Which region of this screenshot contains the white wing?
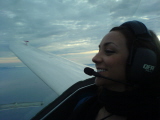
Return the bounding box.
[9,41,92,95]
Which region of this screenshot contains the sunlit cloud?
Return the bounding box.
[39,39,91,52]
[157,35,160,40]
[49,20,81,30]
[60,50,98,56]
[60,51,97,64]
[140,16,149,20]
[0,57,21,63]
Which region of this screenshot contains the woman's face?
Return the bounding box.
[92,31,129,92]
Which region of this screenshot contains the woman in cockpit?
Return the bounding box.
[68,20,160,120]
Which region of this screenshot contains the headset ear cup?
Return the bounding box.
[127,48,157,86]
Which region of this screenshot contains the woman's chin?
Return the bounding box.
[95,77,126,92]
[95,77,108,86]
[95,77,116,87]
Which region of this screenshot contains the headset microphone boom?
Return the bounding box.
[84,67,133,86]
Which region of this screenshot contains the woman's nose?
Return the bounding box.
[92,52,102,63]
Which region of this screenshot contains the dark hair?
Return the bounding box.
[110,26,160,96]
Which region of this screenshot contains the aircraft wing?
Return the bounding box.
[9,41,92,95]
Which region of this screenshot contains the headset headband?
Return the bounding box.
[120,20,152,42]
[120,20,155,65]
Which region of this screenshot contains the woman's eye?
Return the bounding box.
[105,50,115,55]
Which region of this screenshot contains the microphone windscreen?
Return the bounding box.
[84,67,95,76]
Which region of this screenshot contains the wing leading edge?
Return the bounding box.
[9,41,91,95]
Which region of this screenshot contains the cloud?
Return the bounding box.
[0,0,160,65]
[39,38,90,50]
[0,57,21,63]
[60,50,98,56]
[60,50,97,64]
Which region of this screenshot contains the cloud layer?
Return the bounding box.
[0,0,160,65]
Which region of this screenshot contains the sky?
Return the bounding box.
[1,0,160,66]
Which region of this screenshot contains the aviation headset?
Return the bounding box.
[120,20,157,86]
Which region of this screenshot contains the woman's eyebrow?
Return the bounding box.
[99,42,118,48]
